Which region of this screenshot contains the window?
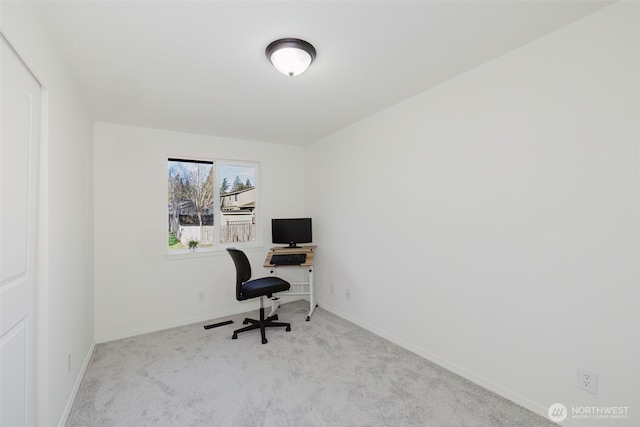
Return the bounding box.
[168,158,258,252]
[218,163,257,244]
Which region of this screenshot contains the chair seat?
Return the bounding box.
[240,276,290,300]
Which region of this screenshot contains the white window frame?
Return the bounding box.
[167,157,260,255]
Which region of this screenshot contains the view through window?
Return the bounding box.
[168,159,257,251]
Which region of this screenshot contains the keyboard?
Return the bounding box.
[270,253,307,265]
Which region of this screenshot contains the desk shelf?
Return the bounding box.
[264,245,317,320]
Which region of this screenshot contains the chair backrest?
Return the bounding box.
[226,248,252,301]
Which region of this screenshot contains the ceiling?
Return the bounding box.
[36,0,612,145]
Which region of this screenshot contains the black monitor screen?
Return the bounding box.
[271,218,312,248]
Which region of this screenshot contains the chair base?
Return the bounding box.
[232,307,291,344]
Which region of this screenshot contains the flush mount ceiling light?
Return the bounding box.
[266,38,316,77]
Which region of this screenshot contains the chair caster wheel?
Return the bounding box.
[270,314,278,321]
[262,338,268,344]
[286,326,291,332]
[232,333,237,339]
[243,319,249,325]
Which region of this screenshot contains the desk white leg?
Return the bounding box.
[306,266,317,321]
[268,297,280,318]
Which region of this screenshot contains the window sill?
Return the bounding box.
[165,248,218,261]
[165,243,264,261]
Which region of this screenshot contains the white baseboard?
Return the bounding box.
[315,299,583,427]
[95,306,258,344]
[58,340,96,427]
[95,296,304,344]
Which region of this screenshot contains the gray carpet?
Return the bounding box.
[66,300,553,426]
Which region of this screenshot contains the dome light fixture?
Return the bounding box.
[266,38,316,77]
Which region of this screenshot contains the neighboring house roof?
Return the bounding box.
[222,187,254,196]
[171,199,214,215]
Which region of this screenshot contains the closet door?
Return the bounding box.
[1,34,41,427]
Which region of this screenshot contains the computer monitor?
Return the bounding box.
[271,218,312,248]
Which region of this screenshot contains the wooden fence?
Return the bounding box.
[221,220,255,243]
[169,215,254,245]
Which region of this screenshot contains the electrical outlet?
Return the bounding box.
[577,368,598,394]
[345,288,351,300]
[67,354,71,373]
[330,283,334,294]
[198,291,205,302]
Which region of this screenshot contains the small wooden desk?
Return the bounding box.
[264,245,316,320]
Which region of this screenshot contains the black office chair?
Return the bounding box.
[226,248,291,344]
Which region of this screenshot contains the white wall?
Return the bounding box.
[1,2,95,426]
[4,1,636,425]
[305,2,639,425]
[93,122,306,341]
